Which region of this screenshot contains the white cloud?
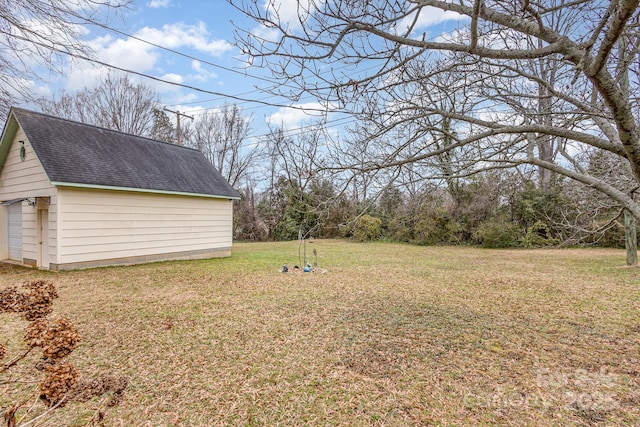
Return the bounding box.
[148,0,170,8]
[69,21,231,75]
[136,22,233,57]
[63,21,231,90]
[247,0,320,48]
[171,92,199,104]
[159,73,183,84]
[61,33,160,89]
[96,37,159,71]
[248,24,281,45]
[191,60,218,81]
[266,102,326,128]
[21,17,89,41]
[177,105,206,117]
[262,0,316,30]
[398,7,465,34]
[3,18,89,72]
[64,67,106,91]
[2,75,52,101]
[141,72,188,98]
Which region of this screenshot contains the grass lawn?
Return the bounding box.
[1,240,639,426]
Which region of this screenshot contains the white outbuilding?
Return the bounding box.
[0,108,240,270]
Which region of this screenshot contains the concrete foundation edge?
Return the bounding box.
[47,246,232,271]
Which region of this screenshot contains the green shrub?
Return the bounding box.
[473,221,522,248]
[523,221,560,247]
[413,207,451,245]
[386,218,412,242]
[353,215,383,241]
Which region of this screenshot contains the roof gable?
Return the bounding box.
[3,108,239,199]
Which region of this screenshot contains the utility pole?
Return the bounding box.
[163,108,194,145]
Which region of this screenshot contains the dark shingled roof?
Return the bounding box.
[10,108,239,199]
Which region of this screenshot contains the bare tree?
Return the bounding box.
[149,108,176,143]
[231,0,640,261]
[0,0,129,117]
[554,149,636,246]
[38,73,161,137]
[259,123,331,240]
[264,123,325,192]
[185,104,257,188]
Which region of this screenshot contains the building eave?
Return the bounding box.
[51,181,241,200]
[0,113,18,172]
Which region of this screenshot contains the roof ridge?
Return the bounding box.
[10,106,201,153]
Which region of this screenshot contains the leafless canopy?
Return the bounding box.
[184,104,258,188]
[0,0,130,117]
[230,0,640,217]
[38,73,162,137]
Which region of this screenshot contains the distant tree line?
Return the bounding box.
[35,73,632,249]
[230,114,630,248]
[234,167,626,248]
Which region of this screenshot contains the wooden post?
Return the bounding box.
[624,209,637,266]
[163,108,194,145]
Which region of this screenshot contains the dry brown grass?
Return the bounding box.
[1,240,639,426]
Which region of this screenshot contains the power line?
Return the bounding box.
[175,92,326,116]
[70,9,388,106]
[1,23,361,147]
[248,115,355,141]
[70,11,286,88]
[0,28,340,115]
[5,12,491,148]
[6,8,393,119]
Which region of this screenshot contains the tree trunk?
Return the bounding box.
[624,209,637,266]
[537,56,555,193]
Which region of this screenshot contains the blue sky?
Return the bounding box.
[42,1,463,140]
[67,2,269,120]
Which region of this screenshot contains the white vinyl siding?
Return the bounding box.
[0,132,56,263]
[57,187,233,264]
[0,131,54,198]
